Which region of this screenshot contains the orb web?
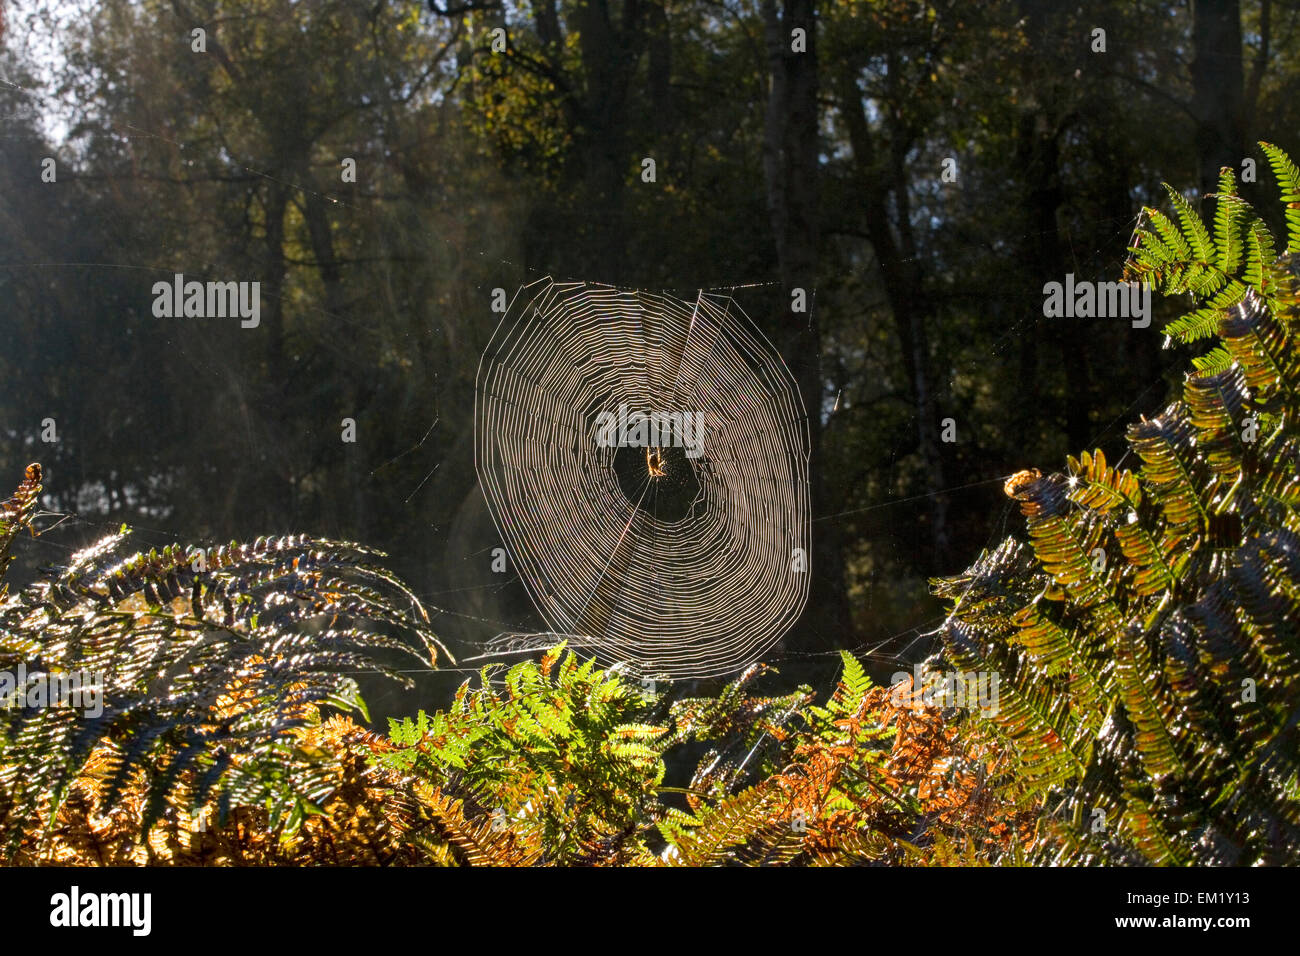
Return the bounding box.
[474,279,810,678]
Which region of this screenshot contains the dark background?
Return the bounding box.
[1,0,1296,713]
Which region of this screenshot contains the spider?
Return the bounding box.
[1003,468,1042,499]
[646,447,667,479]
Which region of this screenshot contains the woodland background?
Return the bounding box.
[1,0,1296,709]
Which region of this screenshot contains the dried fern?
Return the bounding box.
[0,464,451,862]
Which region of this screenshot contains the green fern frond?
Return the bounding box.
[1261,142,1300,253]
[1212,167,1243,273]
[1163,184,1215,265]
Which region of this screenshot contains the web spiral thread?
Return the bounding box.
[474,279,810,678]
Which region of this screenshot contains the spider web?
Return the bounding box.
[474,279,811,679]
[0,14,1168,697]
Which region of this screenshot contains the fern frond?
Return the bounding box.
[0,466,443,861]
[1261,141,1300,253]
[938,144,1300,865]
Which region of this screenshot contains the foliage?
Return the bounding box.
[378,645,667,865]
[0,463,449,862]
[26,714,425,865]
[367,647,1032,866]
[1123,143,1300,367]
[933,146,1300,864]
[4,0,1300,860]
[658,653,1035,866]
[9,0,1300,658]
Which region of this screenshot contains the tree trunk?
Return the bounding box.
[761,0,851,640]
[1015,4,1093,453]
[1192,0,1245,200]
[300,169,347,321]
[836,60,949,572]
[263,179,289,374]
[569,0,648,280]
